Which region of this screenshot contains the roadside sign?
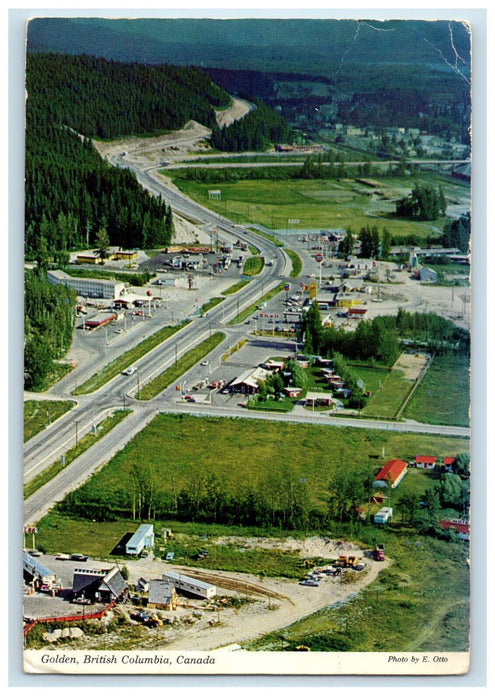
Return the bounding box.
[315,253,323,263]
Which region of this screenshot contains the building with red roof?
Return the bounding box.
[375,459,408,488]
[415,455,437,469]
[444,457,456,473]
[439,519,470,541]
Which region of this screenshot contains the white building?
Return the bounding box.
[125,524,155,556]
[162,571,216,599]
[48,269,126,300]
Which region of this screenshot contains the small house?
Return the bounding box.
[444,457,456,473]
[375,459,408,488]
[147,580,178,610]
[415,455,437,469]
[374,507,393,524]
[72,566,128,603]
[283,387,302,398]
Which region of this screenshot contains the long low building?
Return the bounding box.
[47,269,126,299]
[162,571,216,599]
[125,524,155,556]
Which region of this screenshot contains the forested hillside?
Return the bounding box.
[26,53,230,139]
[210,99,291,151]
[24,53,232,260]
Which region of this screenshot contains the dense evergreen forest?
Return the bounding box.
[26,53,230,139]
[24,270,77,390]
[210,99,292,152]
[24,53,232,260]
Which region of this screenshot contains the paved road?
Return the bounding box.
[23,141,471,525]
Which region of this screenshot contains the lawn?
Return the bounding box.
[404,353,470,427]
[243,256,265,276]
[361,369,413,419]
[24,400,75,442]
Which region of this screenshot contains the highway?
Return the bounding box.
[23,141,471,525]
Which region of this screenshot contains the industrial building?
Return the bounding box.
[125,524,155,556]
[48,269,126,299]
[162,571,216,599]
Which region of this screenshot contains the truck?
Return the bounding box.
[374,544,385,561]
[335,555,360,568]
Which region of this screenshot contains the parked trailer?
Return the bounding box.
[162,571,216,599]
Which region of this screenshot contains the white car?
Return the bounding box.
[122,367,137,376]
[200,360,209,366]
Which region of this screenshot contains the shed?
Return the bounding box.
[126,524,155,556]
[439,519,470,541]
[147,580,178,610]
[374,507,393,524]
[444,457,456,473]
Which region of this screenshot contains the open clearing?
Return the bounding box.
[26,536,387,652]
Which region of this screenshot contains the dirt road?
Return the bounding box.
[120,536,387,651]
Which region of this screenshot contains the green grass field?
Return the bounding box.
[48,413,468,523]
[243,256,265,276]
[170,174,468,242]
[404,353,470,427]
[361,369,413,419]
[24,400,75,442]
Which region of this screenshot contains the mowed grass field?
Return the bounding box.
[170,172,469,241]
[46,413,468,520]
[404,353,470,427]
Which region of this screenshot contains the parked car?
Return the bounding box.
[55,553,70,560]
[70,553,88,562]
[299,579,320,587]
[353,562,366,571]
[200,360,209,366]
[72,597,91,605]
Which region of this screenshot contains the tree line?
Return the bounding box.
[24,269,77,390]
[302,307,470,362]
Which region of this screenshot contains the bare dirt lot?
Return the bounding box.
[27,536,387,651]
[391,352,430,381]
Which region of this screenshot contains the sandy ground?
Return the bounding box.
[31,536,387,651]
[391,352,430,381]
